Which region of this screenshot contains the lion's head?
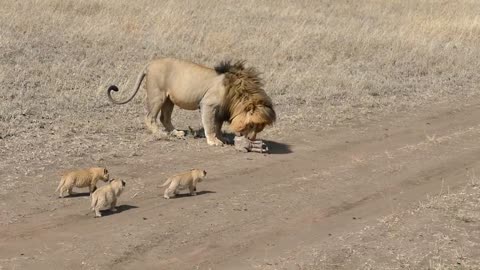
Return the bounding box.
[215,60,276,140]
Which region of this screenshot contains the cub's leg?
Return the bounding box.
[59,185,67,198]
[110,198,117,212]
[163,188,173,199]
[94,207,102,218]
[160,98,185,137]
[164,182,178,199]
[189,183,197,196]
[89,184,96,196]
[67,186,73,196]
[200,104,223,146]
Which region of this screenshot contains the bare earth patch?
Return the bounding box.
[311,183,480,270]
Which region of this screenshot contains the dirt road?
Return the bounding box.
[1,100,480,270]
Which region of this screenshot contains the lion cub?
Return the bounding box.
[161,169,207,199]
[56,167,109,198]
[91,179,126,218]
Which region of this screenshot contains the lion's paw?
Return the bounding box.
[153,131,169,140]
[170,129,186,138]
[207,138,224,146]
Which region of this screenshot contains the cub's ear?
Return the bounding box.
[203,170,207,176]
[122,180,126,186]
[109,178,115,183]
[104,168,108,174]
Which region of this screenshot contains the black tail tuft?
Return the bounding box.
[108,85,119,92]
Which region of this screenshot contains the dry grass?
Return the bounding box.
[1,0,480,189]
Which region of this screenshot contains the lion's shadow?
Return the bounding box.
[261,140,292,154]
[62,192,91,198]
[183,127,292,155]
[223,134,292,154]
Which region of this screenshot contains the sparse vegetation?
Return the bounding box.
[1,0,479,180]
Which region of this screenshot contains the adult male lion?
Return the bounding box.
[107,58,276,146]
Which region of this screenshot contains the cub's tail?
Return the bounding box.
[159,178,172,188]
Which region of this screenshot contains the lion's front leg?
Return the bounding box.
[200,104,223,146]
[214,119,226,143]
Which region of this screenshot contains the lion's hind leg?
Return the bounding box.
[160,98,185,138]
[145,92,169,139]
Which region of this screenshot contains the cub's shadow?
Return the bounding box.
[99,204,139,217]
[169,190,216,199]
[183,127,292,154]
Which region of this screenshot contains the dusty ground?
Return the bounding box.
[2,98,480,270]
[1,0,480,269]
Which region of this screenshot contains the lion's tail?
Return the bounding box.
[107,64,148,105]
[159,178,172,188]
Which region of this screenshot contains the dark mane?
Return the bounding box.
[215,60,275,125]
[214,60,245,74]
